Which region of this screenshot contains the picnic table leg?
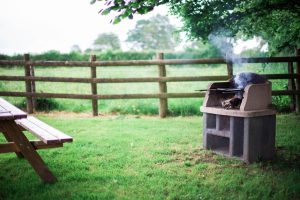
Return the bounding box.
[2,131,24,158]
[0,120,57,183]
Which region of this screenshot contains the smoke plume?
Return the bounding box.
[208,32,243,65]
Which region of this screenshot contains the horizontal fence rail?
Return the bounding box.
[0,74,299,83]
[0,92,206,99]
[0,52,300,117]
[1,56,300,67]
[0,90,299,99]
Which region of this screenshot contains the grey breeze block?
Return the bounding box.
[202,113,276,163]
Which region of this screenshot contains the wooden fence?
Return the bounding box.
[0,52,300,117]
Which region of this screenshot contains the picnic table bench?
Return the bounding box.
[0,98,73,183]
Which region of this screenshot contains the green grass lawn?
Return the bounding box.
[0,114,299,200]
[0,62,292,115]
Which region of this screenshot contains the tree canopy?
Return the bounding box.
[93,32,121,51]
[93,0,300,54]
[70,44,82,53]
[126,14,178,51]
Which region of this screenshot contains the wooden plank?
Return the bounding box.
[0,75,229,83]
[15,118,60,144]
[0,142,18,153]
[26,116,72,143]
[0,76,93,83]
[1,74,299,83]
[0,111,14,120]
[264,73,300,79]
[2,130,23,157]
[272,90,300,95]
[0,120,57,183]
[1,56,300,67]
[1,90,300,100]
[0,91,205,99]
[0,98,27,119]
[0,141,62,154]
[31,140,63,149]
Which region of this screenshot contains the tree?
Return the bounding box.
[93,32,121,51]
[84,48,93,54]
[126,14,178,50]
[183,40,221,58]
[70,44,82,53]
[94,0,300,54]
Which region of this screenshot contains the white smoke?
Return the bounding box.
[208,32,243,66]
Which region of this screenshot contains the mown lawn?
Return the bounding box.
[0,114,299,200]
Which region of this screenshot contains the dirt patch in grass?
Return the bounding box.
[184,148,218,164]
[33,111,93,118]
[33,111,164,119]
[261,147,300,171]
[155,146,253,171]
[155,148,218,167]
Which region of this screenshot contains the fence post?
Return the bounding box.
[296,49,300,113]
[24,54,34,114]
[157,52,168,118]
[30,64,36,111]
[226,62,233,79]
[288,62,296,111]
[90,55,98,116]
[226,54,233,79]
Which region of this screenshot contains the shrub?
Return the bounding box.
[0,49,224,62]
[35,98,60,111]
[15,98,61,112]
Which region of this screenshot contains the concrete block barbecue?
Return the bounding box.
[200,81,276,163]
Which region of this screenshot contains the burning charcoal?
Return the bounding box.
[221,96,242,109]
[221,72,267,109]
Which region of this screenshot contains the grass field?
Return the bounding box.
[0,62,292,115]
[0,113,299,200]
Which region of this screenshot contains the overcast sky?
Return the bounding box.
[0,0,259,55]
[0,0,181,55]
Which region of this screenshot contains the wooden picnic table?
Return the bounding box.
[0,98,72,183]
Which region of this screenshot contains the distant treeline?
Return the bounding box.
[0,48,269,62]
[0,49,224,61]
